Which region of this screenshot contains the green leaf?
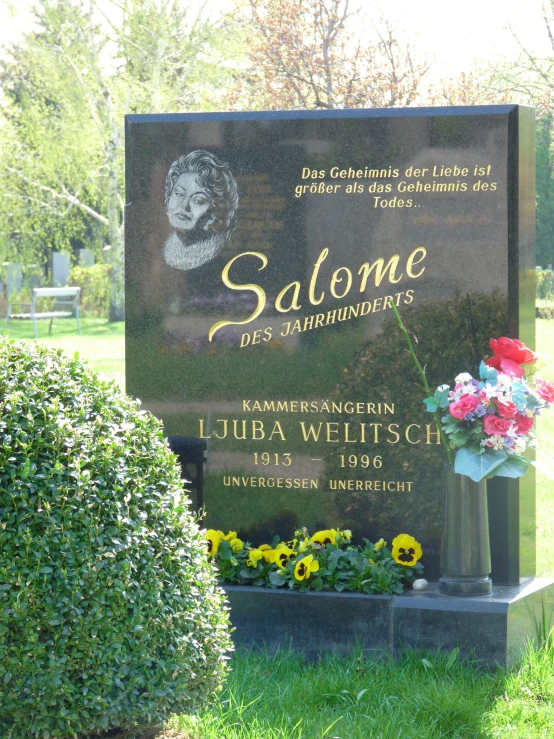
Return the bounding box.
[454,448,507,481]
[268,570,286,586]
[310,577,324,591]
[492,455,531,479]
[423,396,438,412]
[434,387,450,408]
[446,647,460,669]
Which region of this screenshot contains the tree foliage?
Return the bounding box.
[0,0,242,319]
[225,0,432,110]
[490,1,554,266]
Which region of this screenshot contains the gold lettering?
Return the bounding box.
[358,254,403,290]
[233,420,247,440]
[199,418,210,439]
[405,424,421,444]
[300,422,323,441]
[268,422,286,441]
[275,281,302,313]
[326,423,339,442]
[369,423,382,442]
[406,247,427,278]
[426,424,442,445]
[252,420,265,440]
[209,252,268,340]
[214,419,228,439]
[330,267,353,299]
[344,423,358,443]
[387,423,400,443]
[309,248,328,305]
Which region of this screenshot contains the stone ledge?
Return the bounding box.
[224,578,554,666]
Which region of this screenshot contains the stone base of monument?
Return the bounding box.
[225,578,554,667]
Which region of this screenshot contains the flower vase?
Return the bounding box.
[439,465,492,597]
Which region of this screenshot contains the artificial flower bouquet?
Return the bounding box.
[206,527,423,595]
[422,337,553,482]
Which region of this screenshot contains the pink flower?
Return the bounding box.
[515,415,534,435]
[536,379,554,404]
[449,394,480,419]
[483,415,513,436]
[485,337,537,378]
[496,401,518,419]
[485,355,525,378]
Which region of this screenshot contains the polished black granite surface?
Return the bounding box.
[125,106,536,583]
[226,578,554,666]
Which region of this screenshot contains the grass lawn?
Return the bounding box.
[2,317,125,391]
[4,317,554,738]
[163,645,554,739]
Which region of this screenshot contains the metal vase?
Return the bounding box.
[439,465,492,596]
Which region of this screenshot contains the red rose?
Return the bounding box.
[536,378,554,404]
[483,415,513,436]
[449,394,480,419]
[496,401,518,419]
[489,337,537,364]
[515,415,534,435]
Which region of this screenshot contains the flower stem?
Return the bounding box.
[390,302,454,466]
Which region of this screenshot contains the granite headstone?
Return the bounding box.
[125,106,535,584]
[52,251,71,287]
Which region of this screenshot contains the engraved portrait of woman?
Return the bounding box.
[163,150,239,271]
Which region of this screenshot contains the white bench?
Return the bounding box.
[5,287,81,339]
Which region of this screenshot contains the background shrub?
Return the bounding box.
[68,264,112,318]
[536,269,554,300]
[0,339,232,739]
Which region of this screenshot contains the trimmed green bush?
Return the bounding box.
[0,339,231,739]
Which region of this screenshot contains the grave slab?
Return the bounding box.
[226,579,554,666]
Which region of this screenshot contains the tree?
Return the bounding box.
[490,1,554,267]
[225,0,432,111]
[0,0,242,319]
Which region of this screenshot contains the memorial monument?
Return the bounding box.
[125,105,553,663]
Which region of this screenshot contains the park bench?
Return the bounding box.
[5,286,81,339]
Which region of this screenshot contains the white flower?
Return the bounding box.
[455,372,473,383]
[513,439,527,455]
[489,435,506,451]
[497,373,513,387]
[481,382,500,400]
[437,384,450,392]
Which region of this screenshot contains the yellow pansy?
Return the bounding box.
[229,537,244,553]
[206,529,223,556]
[260,545,275,562]
[298,538,310,553]
[310,529,339,546]
[246,549,264,567]
[391,534,422,567]
[374,538,387,552]
[270,545,295,569]
[294,554,320,581]
[341,529,352,541]
[224,531,238,542]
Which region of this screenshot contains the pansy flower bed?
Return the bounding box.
[206,527,423,595]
